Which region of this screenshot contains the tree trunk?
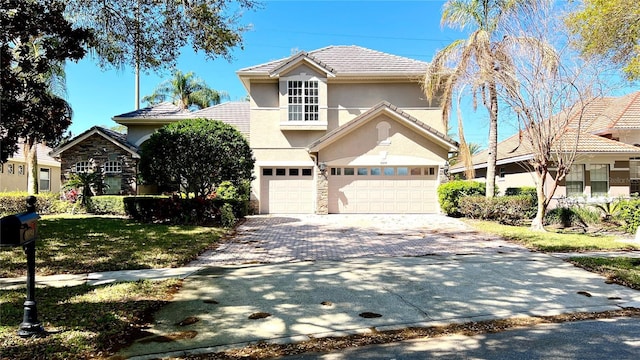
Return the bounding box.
[485,82,498,198]
[531,184,547,232]
[24,139,38,195]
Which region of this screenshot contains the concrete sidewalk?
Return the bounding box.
[112,253,640,360]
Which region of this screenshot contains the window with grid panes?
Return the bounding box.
[566,164,584,197]
[630,159,640,195]
[288,80,318,121]
[590,164,609,197]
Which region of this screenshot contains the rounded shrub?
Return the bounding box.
[437,180,486,217]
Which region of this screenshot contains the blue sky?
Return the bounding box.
[62,0,635,148]
[65,1,480,136]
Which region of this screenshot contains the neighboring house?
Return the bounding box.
[236,45,457,214]
[51,102,250,195]
[49,127,141,195]
[451,91,640,202]
[0,142,61,193]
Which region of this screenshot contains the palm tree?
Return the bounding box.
[143,70,228,110]
[423,0,546,198]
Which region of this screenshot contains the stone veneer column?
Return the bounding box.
[316,168,328,215]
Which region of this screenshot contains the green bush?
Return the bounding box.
[458,195,536,225]
[0,192,64,215]
[220,203,236,228]
[438,180,486,217]
[123,196,219,225]
[215,180,250,218]
[505,186,537,197]
[618,198,640,233]
[88,196,126,215]
[543,205,601,228]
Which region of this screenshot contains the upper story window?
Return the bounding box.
[288,80,318,121]
[75,161,90,173]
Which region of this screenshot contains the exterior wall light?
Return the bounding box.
[319,162,327,173]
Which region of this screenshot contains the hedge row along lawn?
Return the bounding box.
[0,214,226,278]
[465,219,640,252]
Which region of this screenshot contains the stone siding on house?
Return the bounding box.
[59,134,138,195]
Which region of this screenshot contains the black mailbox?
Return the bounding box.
[0,212,40,247]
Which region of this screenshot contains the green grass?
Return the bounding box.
[569,257,640,290]
[0,214,225,277]
[465,219,640,252]
[0,279,181,360]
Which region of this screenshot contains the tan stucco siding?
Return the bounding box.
[0,160,61,193]
[250,82,279,108]
[318,114,448,165]
[127,125,162,146]
[616,129,640,145]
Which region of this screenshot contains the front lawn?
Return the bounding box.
[465,220,639,252]
[0,214,225,277]
[569,257,640,290]
[0,279,180,360]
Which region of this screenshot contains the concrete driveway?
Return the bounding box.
[189,214,530,266]
[119,214,640,359]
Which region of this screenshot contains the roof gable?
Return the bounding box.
[267,51,336,78]
[307,102,458,153]
[50,126,140,158]
[238,45,429,77]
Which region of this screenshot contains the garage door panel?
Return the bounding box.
[328,168,437,214]
[261,168,314,214]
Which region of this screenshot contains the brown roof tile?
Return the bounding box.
[238,45,428,76]
[191,102,250,138]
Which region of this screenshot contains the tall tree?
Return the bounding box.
[142,70,228,110]
[423,0,549,198]
[497,2,602,231]
[65,0,258,107]
[565,0,640,81]
[0,0,92,164]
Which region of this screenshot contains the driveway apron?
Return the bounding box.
[119,215,640,359]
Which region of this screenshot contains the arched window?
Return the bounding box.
[75,161,90,173]
[103,161,122,174]
[377,121,391,145]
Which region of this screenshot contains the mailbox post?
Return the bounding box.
[0,196,44,337]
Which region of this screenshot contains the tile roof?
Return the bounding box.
[10,142,60,167]
[112,102,191,119]
[307,102,458,152]
[238,45,429,76]
[50,126,140,158]
[580,91,640,132]
[190,102,250,138]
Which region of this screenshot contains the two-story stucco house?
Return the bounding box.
[451,91,640,201]
[236,45,457,214]
[52,45,457,213]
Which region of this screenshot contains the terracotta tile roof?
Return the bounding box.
[238,45,429,76]
[452,91,640,172]
[307,102,458,152]
[191,102,250,138]
[112,102,191,119]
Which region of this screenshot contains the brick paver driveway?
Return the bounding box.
[190,214,530,266]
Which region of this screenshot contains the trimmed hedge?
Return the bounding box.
[88,196,127,215]
[0,192,64,216]
[123,196,249,226]
[438,180,486,217]
[458,195,536,225]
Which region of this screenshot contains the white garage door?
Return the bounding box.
[260,167,314,214]
[328,166,438,213]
